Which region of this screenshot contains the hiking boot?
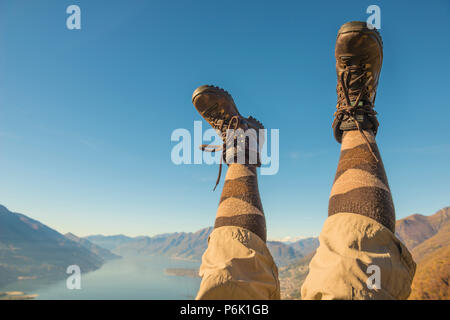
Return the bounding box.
[192,85,264,189]
[332,21,383,144]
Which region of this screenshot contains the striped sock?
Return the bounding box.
[214,164,267,242]
[328,130,396,232]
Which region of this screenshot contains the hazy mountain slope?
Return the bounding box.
[0,205,104,287]
[65,233,121,261]
[88,228,319,267]
[266,241,304,267]
[111,227,213,261]
[408,246,450,300]
[84,234,133,251]
[289,238,320,257]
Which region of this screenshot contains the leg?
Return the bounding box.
[329,129,395,232]
[215,164,266,242]
[330,20,395,231]
[301,21,416,300]
[192,85,279,300]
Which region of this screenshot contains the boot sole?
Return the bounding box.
[192,85,263,133]
[246,116,264,131]
[337,21,383,52]
[192,85,242,119]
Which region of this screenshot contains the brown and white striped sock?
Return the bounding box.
[214,164,267,242]
[328,130,396,232]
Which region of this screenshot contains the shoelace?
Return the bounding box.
[200,116,241,191]
[334,64,379,162]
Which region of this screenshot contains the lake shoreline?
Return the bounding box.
[164,268,200,278]
[0,255,201,300]
[0,291,38,300]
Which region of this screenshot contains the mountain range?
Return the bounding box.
[87,227,212,262]
[0,203,318,290]
[86,229,319,267]
[0,203,448,299]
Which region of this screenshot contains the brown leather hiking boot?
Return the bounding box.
[332,21,383,145]
[192,85,264,189]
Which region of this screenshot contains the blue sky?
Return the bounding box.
[0,0,449,239]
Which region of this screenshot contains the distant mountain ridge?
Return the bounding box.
[83,234,134,251]
[87,207,448,299]
[267,238,319,266]
[86,229,320,267]
[0,201,318,291]
[87,227,213,262]
[64,232,121,261]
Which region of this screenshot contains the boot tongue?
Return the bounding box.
[343,62,368,103]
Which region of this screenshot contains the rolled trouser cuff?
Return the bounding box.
[301,212,416,300]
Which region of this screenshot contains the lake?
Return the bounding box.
[0,256,202,300]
